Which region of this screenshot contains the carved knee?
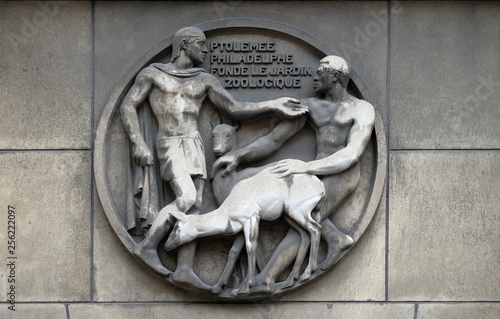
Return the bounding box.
[193,192,203,210]
[176,193,196,212]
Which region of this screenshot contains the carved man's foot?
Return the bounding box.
[211,275,229,294]
[173,268,211,291]
[250,271,279,294]
[211,283,224,295]
[248,278,276,295]
[319,233,354,271]
[249,283,276,295]
[134,246,171,277]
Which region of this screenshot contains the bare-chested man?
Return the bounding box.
[213,55,375,292]
[120,27,306,290]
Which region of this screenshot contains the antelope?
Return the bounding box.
[165,166,325,296]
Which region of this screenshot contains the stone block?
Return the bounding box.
[388,151,500,301]
[390,2,500,149]
[417,303,500,319]
[69,302,414,319]
[0,152,91,301]
[0,2,91,149]
[0,304,67,319]
[94,1,387,127]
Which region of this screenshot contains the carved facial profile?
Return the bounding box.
[171,27,206,63]
[317,56,350,89]
[313,67,336,94]
[184,36,208,65]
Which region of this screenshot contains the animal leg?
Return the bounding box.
[232,214,259,297]
[212,234,244,294]
[287,192,324,282]
[281,216,309,289]
[299,221,321,282]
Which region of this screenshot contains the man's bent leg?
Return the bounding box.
[251,228,301,293]
[252,166,360,290]
[318,165,360,270]
[171,176,211,291]
[134,174,198,278]
[251,221,353,290]
[169,174,198,212]
[134,201,177,277]
[319,219,354,270]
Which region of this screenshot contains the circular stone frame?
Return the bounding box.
[95,18,386,300]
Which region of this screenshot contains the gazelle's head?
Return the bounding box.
[164,211,198,251]
[212,123,239,157]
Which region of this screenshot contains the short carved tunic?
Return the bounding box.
[156,131,207,181]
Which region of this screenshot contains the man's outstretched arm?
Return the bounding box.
[206,75,307,120]
[271,101,375,178]
[212,117,306,177]
[120,69,154,166]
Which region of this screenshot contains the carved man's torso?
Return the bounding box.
[304,96,355,160]
[146,67,209,137]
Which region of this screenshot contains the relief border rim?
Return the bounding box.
[94,17,387,300]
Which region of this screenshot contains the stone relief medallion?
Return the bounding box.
[95,19,386,300]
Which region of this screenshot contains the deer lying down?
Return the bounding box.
[165,166,325,296]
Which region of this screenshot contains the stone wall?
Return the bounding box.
[0,1,499,318]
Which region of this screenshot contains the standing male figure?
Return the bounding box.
[120,27,306,290]
[213,55,375,292]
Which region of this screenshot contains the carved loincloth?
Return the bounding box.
[156,131,207,181]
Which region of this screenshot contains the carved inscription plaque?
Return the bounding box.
[95,19,386,300]
[209,40,310,89]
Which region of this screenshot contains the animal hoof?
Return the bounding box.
[281,278,295,289]
[298,272,311,283]
[231,287,249,297]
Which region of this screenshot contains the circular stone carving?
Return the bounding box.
[95,18,386,300]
